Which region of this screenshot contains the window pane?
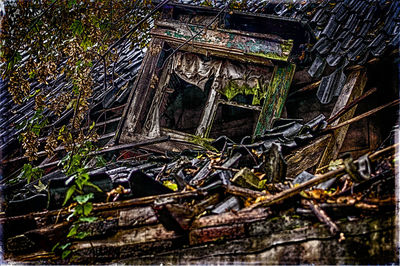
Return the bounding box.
[209,104,259,142]
[160,74,211,135]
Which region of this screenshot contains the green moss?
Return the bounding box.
[219,79,266,105]
[187,135,218,152]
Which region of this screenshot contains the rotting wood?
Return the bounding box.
[254,63,296,136]
[284,135,331,179]
[0,190,203,226]
[118,207,158,227]
[243,143,397,211]
[317,70,367,170]
[70,224,181,263]
[224,184,268,199]
[189,223,246,245]
[191,207,270,229]
[118,38,166,143]
[304,199,341,237]
[152,20,293,62]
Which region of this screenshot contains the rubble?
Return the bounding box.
[1,0,399,264]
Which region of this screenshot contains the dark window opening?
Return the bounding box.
[160,73,212,135]
[219,93,264,107]
[209,104,259,142]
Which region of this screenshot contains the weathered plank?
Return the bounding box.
[285,135,331,179]
[118,207,158,227]
[118,38,166,143]
[191,208,269,229]
[254,63,296,136]
[70,224,181,263]
[120,215,395,265]
[189,224,246,245]
[317,70,367,169]
[152,20,293,62]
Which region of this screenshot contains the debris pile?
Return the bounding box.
[1,119,396,263]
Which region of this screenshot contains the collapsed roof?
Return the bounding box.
[1,0,399,264]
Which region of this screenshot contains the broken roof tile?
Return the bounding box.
[347,41,367,62]
[371,41,387,57]
[363,6,376,22]
[357,22,371,38]
[313,37,332,55]
[308,55,326,78]
[344,14,357,31]
[322,16,339,39]
[336,8,349,22]
[311,8,324,24]
[368,32,386,48]
[317,13,330,27]
[326,52,343,67]
[336,29,349,40]
[316,67,346,104]
[357,1,369,17]
[341,32,354,50]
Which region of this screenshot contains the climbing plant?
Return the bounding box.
[1,0,154,162]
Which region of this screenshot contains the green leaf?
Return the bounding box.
[74,231,89,239]
[85,181,102,192]
[52,242,60,252]
[33,180,47,192]
[61,250,71,259]
[63,185,76,206]
[74,193,94,204]
[95,156,107,167]
[60,242,71,250]
[89,121,95,131]
[73,205,83,216]
[79,216,97,223]
[83,202,93,216]
[67,226,77,238]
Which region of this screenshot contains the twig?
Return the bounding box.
[322,98,400,133]
[243,143,397,211]
[304,199,341,237]
[91,0,171,71]
[288,80,321,98]
[326,87,377,124]
[224,184,268,199]
[211,165,239,172]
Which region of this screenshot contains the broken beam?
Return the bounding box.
[243,143,397,211]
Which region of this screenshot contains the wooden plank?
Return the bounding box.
[118,38,166,143]
[317,70,367,169]
[191,208,269,229]
[152,20,293,62]
[118,207,158,227]
[254,63,296,136]
[189,224,246,245]
[70,224,181,263]
[284,135,331,179]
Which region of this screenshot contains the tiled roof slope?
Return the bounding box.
[0,45,145,163]
[178,0,399,68]
[1,0,399,168]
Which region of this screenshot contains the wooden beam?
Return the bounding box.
[317,70,367,169]
[243,143,397,211]
[152,20,293,62]
[254,63,296,136]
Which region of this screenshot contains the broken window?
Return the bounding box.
[159,73,212,135]
[145,51,273,142]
